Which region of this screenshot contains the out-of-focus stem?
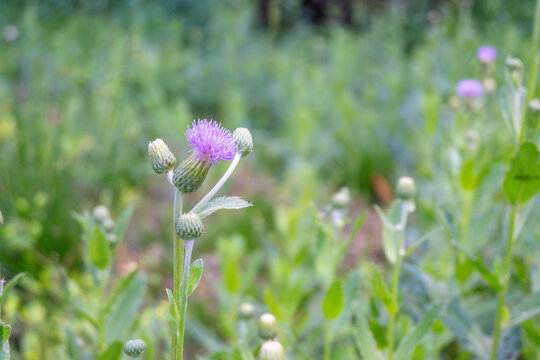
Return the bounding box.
[521,0,540,141]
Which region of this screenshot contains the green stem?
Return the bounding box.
[387,228,405,360]
[521,0,540,142]
[489,205,517,360]
[172,190,183,360]
[324,324,331,360]
[177,239,194,360]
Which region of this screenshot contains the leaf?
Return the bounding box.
[0,273,25,306]
[103,271,146,344]
[404,227,443,258]
[198,196,253,219]
[460,159,477,191]
[452,242,501,291]
[88,227,110,269]
[0,209,3,226]
[187,259,203,296]
[113,204,134,248]
[351,315,385,360]
[503,142,540,204]
[371,268,398,315]
[393,303,444,360]
[376,201,402,264]
[322,280,344,320]
[97,341,123,360]
[0,323,10,360]
[166,289,179,323]
[509,291,540,327]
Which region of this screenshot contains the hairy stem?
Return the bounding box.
[192,152,242,213]
[172,190,183,360]
[178,239,194,360]
[490,205,516,360]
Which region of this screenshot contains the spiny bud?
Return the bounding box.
[233,128,253,157]
[173,153,211,193]
[239,302,255,320]
[123,339,147,358]
[258,340,286,360]
[176,212,204,240]
[396,177,416,200]
[148,139,177,175]
[258,313,278,340]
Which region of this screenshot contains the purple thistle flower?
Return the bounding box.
[185,119,237,165]
[477,46,497,63]
[456,79,484,98]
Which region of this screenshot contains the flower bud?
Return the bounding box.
[258,340,286,360]
[239,302,255,320]
[148,139,177,175]
[331,187,350,209]
[92,205,110,223]
[176,212,204,240]
[123,339,147,358]
[173,153,211,193]
[505,56,523,87]
[529,98,540,114]
[258,313,278,340]
[396,177,416,200]
[233,128,253,157]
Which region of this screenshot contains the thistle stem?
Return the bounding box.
[178,239,194,360]
[192,152,242,213]
[324,324,331,360]
[490,205,517,360]
[172,189,183,360]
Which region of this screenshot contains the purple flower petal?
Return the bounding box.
[185,119,237,165]
[456,79,484,98]
[477,46,497,63]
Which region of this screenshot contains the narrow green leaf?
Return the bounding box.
[503,142,540,204]
[166,289,179,322]
[394,303,444,360]
[103,272,146,344]
[509,291,540,327]
[97,341,123,360]
[113,204,134,248]
[376,200,402,264]
[0,273,25,306]
[187,259,203,296]
[198,196,253,219]
[371,268,398,315]
[322,280,344,320]
[88,227,110,269]
[351,315,385,360]
[404,227,444,258]
[452,242,501,291]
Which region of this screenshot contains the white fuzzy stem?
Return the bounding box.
[191,152,242,213]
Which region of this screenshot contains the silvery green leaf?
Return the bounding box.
[509,291,540,327]
[0,273,25,306]
[198,197,252,219]
[376,200,402,264]
[351,313,385,360]
[187,259,203,296]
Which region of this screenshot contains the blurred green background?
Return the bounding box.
[0,0,538,359]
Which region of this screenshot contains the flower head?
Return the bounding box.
[477,45,497,63]
[186,119,237,165]
[456,79,484,98]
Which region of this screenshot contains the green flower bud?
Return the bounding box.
[331,187,350,209]
[396,177,416,200]
[176,212,204,240]
[529,98,540,113]
[173,153,211,193]
[233,128,253,157]
[93,205,110,224]
[258,313,278,340]
[258,340,286,360]
[148,138,177,175]
[123,339,147,358]
[239,302,254,320]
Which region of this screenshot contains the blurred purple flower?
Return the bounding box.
[477,46,497,63]
[185,119,237,165]
[456,79,484,98]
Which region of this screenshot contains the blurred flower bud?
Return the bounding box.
[396,177,416,200]
[173,153,211,193]
[259,340,286,360]
[92,205,110,224]
[176,212,204,240]
[528,99,540,137]
[239,302,255,320]
[456,79,483,98]
[477,46,497,64]
[258,313,278,340]
[102,217,115,233]
[505,56,524,87]
[483,78,496,93]
[529,98,540,114]
[148,138,177,175]
[465,130,479,152]
[331,187,350,209]
[233,127,254,157]
[123,339,147,358]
